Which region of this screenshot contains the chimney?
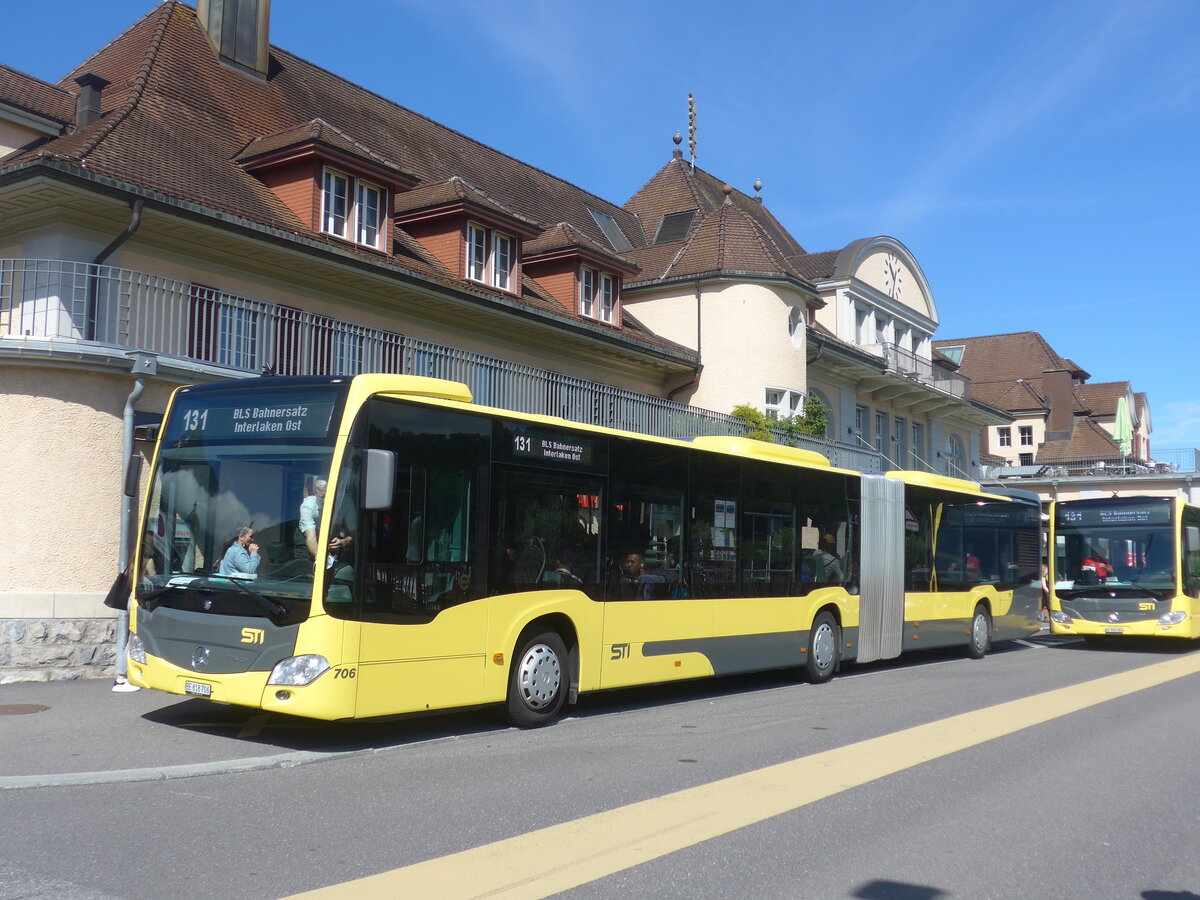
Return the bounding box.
[197,0,272,78]
[1042,368,1074,442]
[74,72,110,129]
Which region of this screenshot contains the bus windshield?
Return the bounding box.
[135,382,347,620]
[1054,500,1176,600]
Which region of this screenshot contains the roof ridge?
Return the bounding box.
[73,1,174,164]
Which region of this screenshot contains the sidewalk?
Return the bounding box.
[0,678,499,789]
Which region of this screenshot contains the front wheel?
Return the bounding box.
[506,631,568,728]
[805,611,840,683]
[968,604,992,659]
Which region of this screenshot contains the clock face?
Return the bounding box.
[882,253,902,299]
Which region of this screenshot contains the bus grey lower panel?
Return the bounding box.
[857,475,905,663]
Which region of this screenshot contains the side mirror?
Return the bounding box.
[123,455,144,498]
[362,448,395,511]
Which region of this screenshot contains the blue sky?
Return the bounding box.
[8,0,1199,449]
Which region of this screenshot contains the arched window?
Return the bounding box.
[943,433,965,477]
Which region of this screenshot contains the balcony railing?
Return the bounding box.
[863,342,970,401]
[987,454,1191,479]
[1,258,887,472]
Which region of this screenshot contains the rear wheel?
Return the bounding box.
[805,611,840,683]
[968,604,992,659]
[506,631,568,728]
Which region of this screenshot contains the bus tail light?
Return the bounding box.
[128,633,147,665]
[1158,611,1187,626]
[268,655,330,686]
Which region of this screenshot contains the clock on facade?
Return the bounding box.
[883,252,903,300]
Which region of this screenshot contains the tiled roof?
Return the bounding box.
[0,3,706,354]
[1078,381,1131,418]
[624,156,806,264]
[0,63,74,125]
[391,177,541,233]
[790,250,840,282]
[1037,418,1121,462]
[931,331,1096,414]
[625,177,811,287]
[237,118,417,183]
[523,222,638,274]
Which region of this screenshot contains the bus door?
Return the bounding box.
[329,402,492,719]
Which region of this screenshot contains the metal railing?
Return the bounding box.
[1,258,886,471]
[862,341,970,401]
[991,455,1183,479]
[1153,448,1200,474]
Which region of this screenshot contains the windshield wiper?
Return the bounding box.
[199,576,288,622]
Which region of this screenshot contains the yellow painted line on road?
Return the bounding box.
[284,652,1200,900]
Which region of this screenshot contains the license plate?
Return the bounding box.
[184,680,212,697]
[1104,627,1125,634]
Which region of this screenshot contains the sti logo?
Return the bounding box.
[610,643,631,660]
[240,627,265,645]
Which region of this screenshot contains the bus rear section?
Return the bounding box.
[1049,496,1200,640]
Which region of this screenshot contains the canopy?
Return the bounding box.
[1113,395,1133,456]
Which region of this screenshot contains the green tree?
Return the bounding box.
[731,397,829,446]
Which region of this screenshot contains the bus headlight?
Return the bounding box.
[1158,611,1187,626]
[267,655,330,686]
[1050,611,1073,625]
[128,633,147,665]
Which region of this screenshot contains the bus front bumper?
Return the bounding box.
[1049,612,1198,639]
[127,652,355,721]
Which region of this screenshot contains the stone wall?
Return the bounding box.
[0,618,117,683]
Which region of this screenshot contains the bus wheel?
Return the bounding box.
[805,611,840,684]
[968,604,992,659]
[506,631,568,728]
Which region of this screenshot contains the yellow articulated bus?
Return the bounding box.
[126,374,1041,726]
[1049,496,1200,642]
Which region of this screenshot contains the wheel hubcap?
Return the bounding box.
[518,643,561,709]
[812,623,835,670]
[974,614,988,649]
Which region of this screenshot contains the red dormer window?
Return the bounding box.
[322,166,385,250]
[580,265,616,324]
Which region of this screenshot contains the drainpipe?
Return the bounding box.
[113,351,157,690]
[85,199,144,341]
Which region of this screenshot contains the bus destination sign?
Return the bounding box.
[1058,502,1171,528]
[167,398,337,443]
[502,423,597,468]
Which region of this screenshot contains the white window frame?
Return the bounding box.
[322,168,350,239]
[764,388,802,420]
[1019,425,1034,447]
[492,231,513,291]
[322,167,386,250]
[580,266,596,318]
[355,179,383,249]
[997,426,1012,448]
[467,223,488,283]
[598,273,615,323]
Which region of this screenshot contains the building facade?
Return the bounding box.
[1,0,1003,681]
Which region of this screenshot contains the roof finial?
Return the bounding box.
[722,184,733,205]
[753,178,763,202]
[672,130,683,159]
[687,93,697,172]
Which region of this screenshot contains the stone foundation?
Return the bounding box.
[0,618,119,683]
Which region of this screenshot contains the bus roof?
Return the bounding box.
[885,470,1008,501]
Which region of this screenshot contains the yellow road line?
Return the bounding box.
[284,652,1200,900]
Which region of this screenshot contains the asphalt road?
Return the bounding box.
[3,632,1199,900]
